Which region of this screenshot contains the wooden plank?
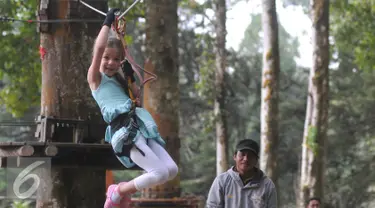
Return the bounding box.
[0,145,34,157]
[0,142,113,158]
[131,198,199,203]
[47,142,111,148]
[130,197,202,208]
[0,142,138,170]
[0,141,44,147]
[0,141,112,150]
[0,153,137,170]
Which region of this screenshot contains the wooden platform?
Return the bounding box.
[0,141,139,170]
[131,196,204,208]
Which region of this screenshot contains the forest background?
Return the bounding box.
[0,0,374,208]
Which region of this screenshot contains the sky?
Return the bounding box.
[225,0,313,68]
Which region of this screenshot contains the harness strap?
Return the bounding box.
[124,46,157,86]
[109,108,145,158]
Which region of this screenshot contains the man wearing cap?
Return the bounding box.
[206,139,277,208]
[306,197,321,208]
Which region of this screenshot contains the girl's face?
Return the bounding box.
[100,47,122,77]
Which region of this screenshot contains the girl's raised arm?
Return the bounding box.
[87,8,119,90]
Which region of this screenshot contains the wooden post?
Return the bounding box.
[106,170,114,190]
[36,0,108,207]
[142,0,180,199]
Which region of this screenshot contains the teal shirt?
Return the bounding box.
[92,73,133,142]
[92,73,133,124]
[91,73,165,168]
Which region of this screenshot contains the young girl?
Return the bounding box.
[87,8,178,208]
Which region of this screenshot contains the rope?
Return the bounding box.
[0,16,103,23]
[113,17,157,104]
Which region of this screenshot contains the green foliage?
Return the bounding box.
[124,35,133,45]
[0,169,6,191]
[180,132,216,194]
[109,0,146,21]
[238,14,262,55]
[324,53,375,206]
[0,0,41,117]
[306,126,318,155]
[10,200,32,208]
[113,169,143,197]
[331,0,375,71]
[195,50,215,105]
[281,0,310,8]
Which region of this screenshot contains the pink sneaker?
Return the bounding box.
[104,183,131,208]
[104,184,120,208]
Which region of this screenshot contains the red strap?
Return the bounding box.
[114,17,157,100]
[125,47,157,87]
[39,46,47,60]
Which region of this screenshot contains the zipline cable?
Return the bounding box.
[79,0,107,16]
[118,0,142,19]
[79,0,142,19]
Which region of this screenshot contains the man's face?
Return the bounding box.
[233,150,258,173]
[307,200,320,208]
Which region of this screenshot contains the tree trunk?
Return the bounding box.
[260,0,280,184]
[142,0,180,198]
[213,0,229,175]
[37,0,107,207]
[299,0,329,207]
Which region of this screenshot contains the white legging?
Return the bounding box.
[130,134,178,191]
